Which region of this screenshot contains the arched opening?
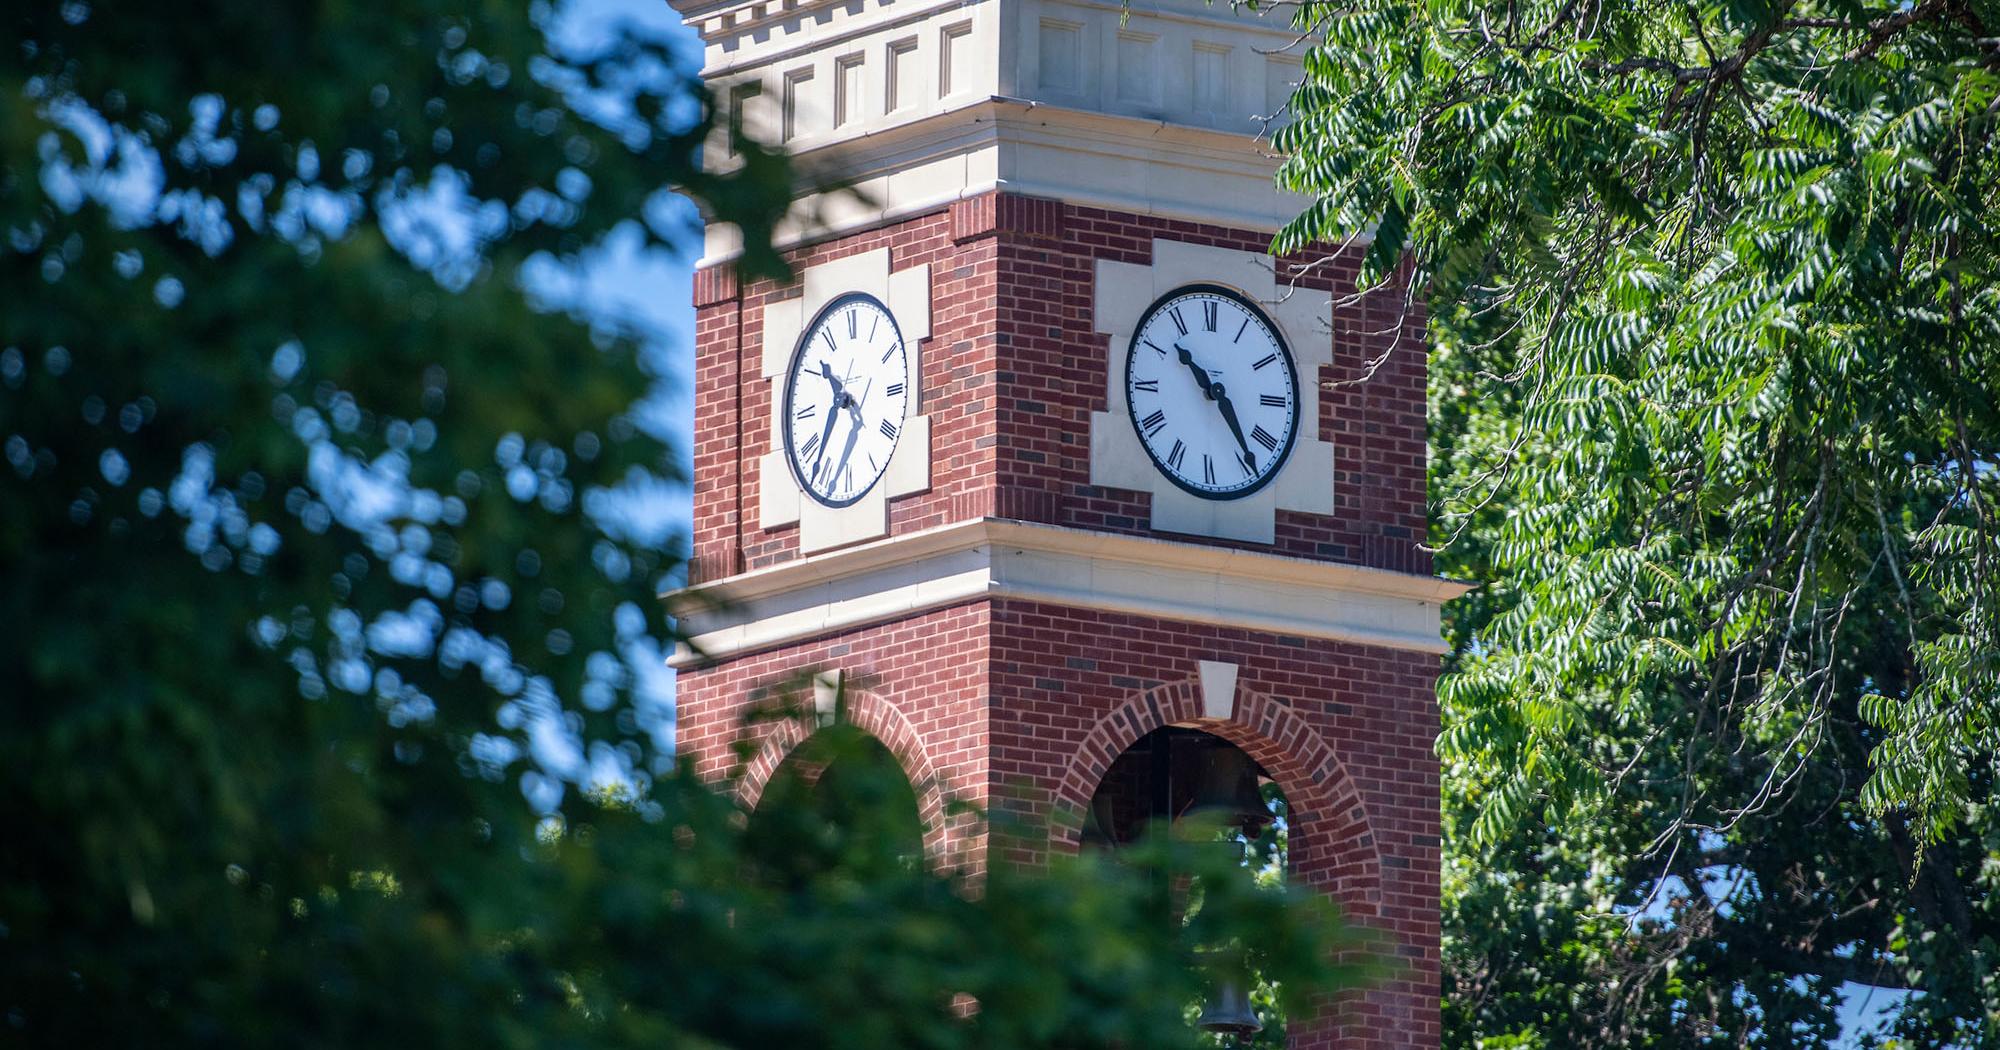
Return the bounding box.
[740,723,927,888]
[1082,726,1288,873]
[1082,726,1291,1047]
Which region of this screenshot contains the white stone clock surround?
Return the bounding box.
[1091,238,1336,544]
[759,247,933,553]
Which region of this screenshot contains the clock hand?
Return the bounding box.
[830,409,863,491]
[1176,343,1257,472]
[1175,343,1217,398]
[819,361,848,399]
[1210,382,1256,473]
[820,375,878,491]
[848,375,873,420]
[810,389,845,481]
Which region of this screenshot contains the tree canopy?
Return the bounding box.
[0,2,1358,1045]
[1272,0,2000,1042]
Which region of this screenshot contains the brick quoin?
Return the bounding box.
[678,192,1441,1049]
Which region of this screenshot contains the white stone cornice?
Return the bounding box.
[699,96,1325,266]
[663,517,1473,667]
[676,0,1303,53]
[684,0,1331,260]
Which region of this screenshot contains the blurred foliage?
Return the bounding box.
[1188,783,1295,1050]
[741,720,928,889]
[1270,0,2000,1042]
[0,1,1362,1046]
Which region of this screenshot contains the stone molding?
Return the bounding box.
[665,517,1472,667]
[697,96,1323,266]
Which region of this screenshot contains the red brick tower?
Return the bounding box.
[664,0,1465,1044]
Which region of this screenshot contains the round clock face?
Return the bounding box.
[782,293,912,508]
[1125,285,1300,500]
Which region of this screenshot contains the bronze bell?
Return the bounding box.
[1183,741,1271,839]
[1197,977,1263,1038]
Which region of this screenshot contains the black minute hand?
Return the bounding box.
[1176,344,1256,473]
[810,362,853,483]
[1212,386,1255,473]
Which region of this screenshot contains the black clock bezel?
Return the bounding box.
[1124,283,1301,502]
[781,291,908,509]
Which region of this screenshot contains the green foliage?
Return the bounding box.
[0,2,1360,1046]
[1191,784,1298,1050]
[1273,0,2000,1041]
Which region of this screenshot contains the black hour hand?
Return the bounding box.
[818,361,848,398]
[1178,343,1255,472]
[1175,344,1216,398]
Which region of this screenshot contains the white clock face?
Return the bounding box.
[782,293,912,508]
[1125,285,1300,500]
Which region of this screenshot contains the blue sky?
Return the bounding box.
[547,0,707,540]
[39,0,713,811]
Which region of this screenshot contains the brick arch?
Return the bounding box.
[736,689,952,861]
[1051,677,1384,913]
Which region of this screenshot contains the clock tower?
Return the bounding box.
[663,0,1466,1044]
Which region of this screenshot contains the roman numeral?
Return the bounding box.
[1166,439,1186,470]
[1259,393,1287,408]
[1252,353,1278,371]
[879,419,899,440]
[1252,425,1280,452]
[1202,301,1218,331]
[1143,339,1166,356]
[1169,308,1189,336]
[796,403,817,419]
[847,309,857,339]
[885,382,905,398]
[869,315,880,341]
[799,433,821,460]
[881,341,901,363]
[821,331,838,356]
[1202,455,1216,485]
[1139,409,1167,436]
[1133,379,1159,393]
[1234,318,1250,343]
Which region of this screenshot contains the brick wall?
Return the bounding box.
[688,191,1431,579]
[673,597,1441,1049]
[673,602,996,871]
[689,207,1004,581]
[973,196,1431,570]
[987,599,1441,1050]
[680,192,1440,1048]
